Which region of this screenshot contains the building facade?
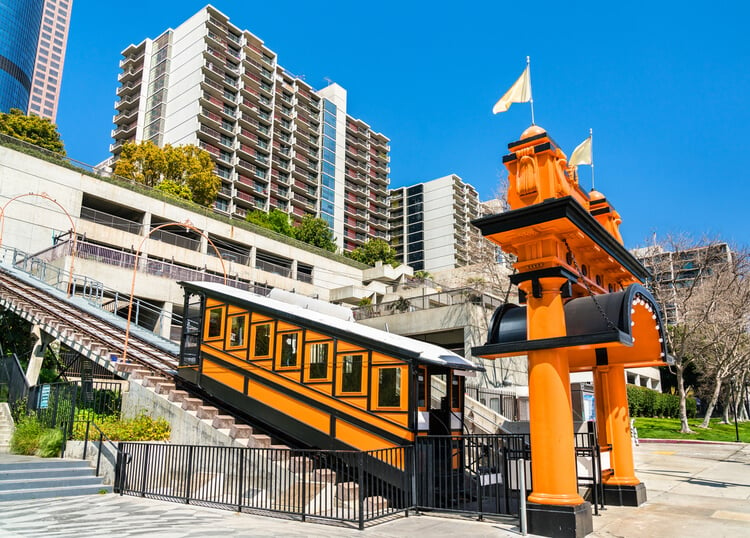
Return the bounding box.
[111,6,389,252]
[28,0,72,121]
[388,174,483,272]
[0,0,43,114]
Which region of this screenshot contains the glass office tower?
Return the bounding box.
[0,0,44,113]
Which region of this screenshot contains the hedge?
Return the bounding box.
[626,384,696,418]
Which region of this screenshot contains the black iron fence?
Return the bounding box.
[414,434,531,517]
[0,354,30,415]
[117,443,410,529]
[465,386,527,421]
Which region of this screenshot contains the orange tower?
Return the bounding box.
[472,126,668,537]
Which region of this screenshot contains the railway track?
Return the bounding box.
[0,268,178,378]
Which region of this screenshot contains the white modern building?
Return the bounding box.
[388,174,484,272]
[111,5,389,252]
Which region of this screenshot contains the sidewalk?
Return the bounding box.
[0,442,748,537]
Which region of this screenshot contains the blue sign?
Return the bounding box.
[39,384,50,409]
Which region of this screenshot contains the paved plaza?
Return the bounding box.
[0,441,748,537]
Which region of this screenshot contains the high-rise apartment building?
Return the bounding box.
[0,0,43,113]
[111,6,389,251]
[634,242,733,324]
[28,0,73,121]
[388,175,483,272]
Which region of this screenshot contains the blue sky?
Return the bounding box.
[57,1,749,248]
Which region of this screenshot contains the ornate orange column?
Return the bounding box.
[603,364,646,504]
[593,364,646,505]
[523,277,584,506]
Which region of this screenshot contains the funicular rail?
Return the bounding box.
[0,269,178,377]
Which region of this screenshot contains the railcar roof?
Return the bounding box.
[180,281,485,372]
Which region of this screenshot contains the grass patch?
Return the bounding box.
[634,417,750,442]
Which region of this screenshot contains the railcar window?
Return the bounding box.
[377,367,401,407]
[280,333,299,367]
[417,367,427,409]
[229,315,246,347]
[341,354,363,392]
[451,375,461,409]
[207,308,223,338]
[309,342,329,379]
[254,323,271,356]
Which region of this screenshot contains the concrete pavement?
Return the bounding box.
[0,441,748,537]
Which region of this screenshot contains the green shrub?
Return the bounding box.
[37,428,64,457]
[72,411,170,442]
[10,415,44,454]
[627,384,694,419]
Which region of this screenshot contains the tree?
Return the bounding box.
[692,249,750,428]
[246,208,294,236]
[347,239,399,267]
[293,215,337,252]
[167,145,220,206]
[0,108,65,155]
[638,237,746,433]
[113,141,219,206]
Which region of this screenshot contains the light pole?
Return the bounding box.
[0,192,78,296]
[121,220,227,362]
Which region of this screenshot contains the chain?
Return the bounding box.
[562,239,618,331]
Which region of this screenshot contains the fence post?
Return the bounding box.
[476,439,483,520]
[300,454,307,523]
[411,443,419,515]
[185,445,194,504]
[358,451,365,530]
[140,444,150,497]
[519,457,527,536]
[83,421,91,459]
[237,447,245,512]
[95,431,103,477]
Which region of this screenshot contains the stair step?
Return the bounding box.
[0,484,113,502]
[0,475,103,489]
[0,459,92,471]
[0,466,95,480]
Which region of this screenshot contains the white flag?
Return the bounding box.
[570,136,592,166]
[492,66,532,114]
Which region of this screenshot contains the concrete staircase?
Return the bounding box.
[0,403,13,453]
[0,455,113,501]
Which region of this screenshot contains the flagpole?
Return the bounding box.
[589,128,595,190]
[527,56,535,125]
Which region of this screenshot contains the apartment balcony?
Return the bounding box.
[234,189,266,209]
[206,30,228,50]
[111,122,137,139]
[346,171,367,186]
[113,108,139,125]
[236,158,254,175]
[200,76,231,99]
[217,184,233,198]
[345,193,367,209]
[206,15,229,35]
[290,193,316,213]
[119,50,145,69]
[199,110,234,138]
[118,63,143,84]
[114,95,139,111]
[116,80,142,98]
[204,45,227,65]
[258,82,274,98]
[197,124,222,146]
[369,217,388,231]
